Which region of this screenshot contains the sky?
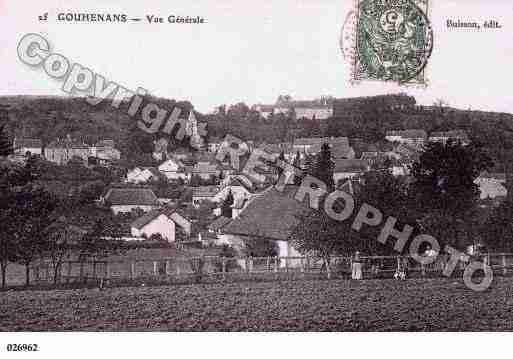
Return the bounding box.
[1,0,513,114]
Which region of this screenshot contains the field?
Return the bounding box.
[2,276,513,331]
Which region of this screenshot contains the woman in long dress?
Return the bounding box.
[352,251,363,280]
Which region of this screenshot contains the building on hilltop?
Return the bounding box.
[13,138,43,156]
[44,135,91,165]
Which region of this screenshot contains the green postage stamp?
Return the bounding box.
[344,0,433,86]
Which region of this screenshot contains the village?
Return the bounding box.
[2,94,509,271]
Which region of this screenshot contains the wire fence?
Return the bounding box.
[24,252,513,288]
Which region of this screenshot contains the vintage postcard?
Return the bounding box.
[0,0,513,357]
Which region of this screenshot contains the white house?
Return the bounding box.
[158,158,188,181]
[219,186,308,266]
[130,206,194,242]
[333,159,370,185]
[475,172,508,199]
[429,130,470,145]
[103,188,160,214]
[385,130,427,146]
[126,167,160,184]
[13,138,43,156]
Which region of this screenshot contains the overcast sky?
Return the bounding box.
[1,0,512,114]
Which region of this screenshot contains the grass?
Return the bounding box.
[1,276,513,331]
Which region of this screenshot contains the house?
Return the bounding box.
[292,137,355,159]
[158,157,188,181]
[130,205,194,242]
[207,138,222,153]
[44,135,91,165]
[219,186,309,264]
[103,188,160,214]
[192,186,219,206]
[126,167,161,184]
[253,98,334,120]
[191,163,220,180]
[385,130,427,146]
[429,130,470,145]
[333,159,370,184]
[475,172,508,200]
[13,138,42,156]
[90,139,121,164]
[213,177,253,204]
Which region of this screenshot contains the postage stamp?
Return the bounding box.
[343,0,433,86]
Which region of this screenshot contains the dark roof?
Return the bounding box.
[207,216,231,231]
[334,159,369,173]
[192,186,219,197]
[222,186,310,241]
[429,130,469,139]
[130,208,161,229]
[96,139,115,148]
[46,137,89,149]
[104,188,159,206]
[14,138,42,149]
[130,205,192,230]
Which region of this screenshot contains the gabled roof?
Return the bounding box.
[14,138,42,149]
[222,186,311,241]
[192,186,219,197]
[130,208,162,229]
[429,130,469,139]
[104,188,159,206]
[95,139,115,148]
[334,159,369,173]
[207,216,231,231]
[130,205,192,230]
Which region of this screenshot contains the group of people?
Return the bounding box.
[351,251,409,281]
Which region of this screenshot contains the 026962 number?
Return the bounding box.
[6,344,39,352]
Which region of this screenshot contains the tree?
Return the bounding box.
[0,187,16,288]
[292,151,303,186]
[0,124,12,157]
[291,208,357,279]
[221,189,234,218]
[481,201,513,252]
[276,151,286,180]
[311,143,334,190]
[411,140,492,249]
[11,185,59,286]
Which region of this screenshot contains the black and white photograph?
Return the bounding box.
[1,0,513,356]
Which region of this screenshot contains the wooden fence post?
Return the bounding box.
[222,258,227,280]
[153,261,158,277]
[176,260,181,276]
[92,261,97,279]
[165,260,171,276]
[249,257,253,273]
[285,257,289,273]
[502,254,507,276]
[421,262,426,277]
[67,261,72,283]
[105,262,110,280]
[274,257,278,273]
[396,256,401,273]
[130,261,136,280]
[266,257,270,272]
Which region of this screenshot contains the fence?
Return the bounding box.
[27,253,513,287]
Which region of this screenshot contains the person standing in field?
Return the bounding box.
[352,251,363,280]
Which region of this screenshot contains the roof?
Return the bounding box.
[14,138,42,149]
[294,137,349,147]
[46,137,90,149]
[429,130,469,139]
[207,216,232,231]
[334,159,369,173]
[95,139,115,148]
[192,186,219,197]
[386,130,427,139]
[222,186,311,241]
[130,208,162,229]
[131,205,192,230]
[192,163,218,174]
[104,188,159,206]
